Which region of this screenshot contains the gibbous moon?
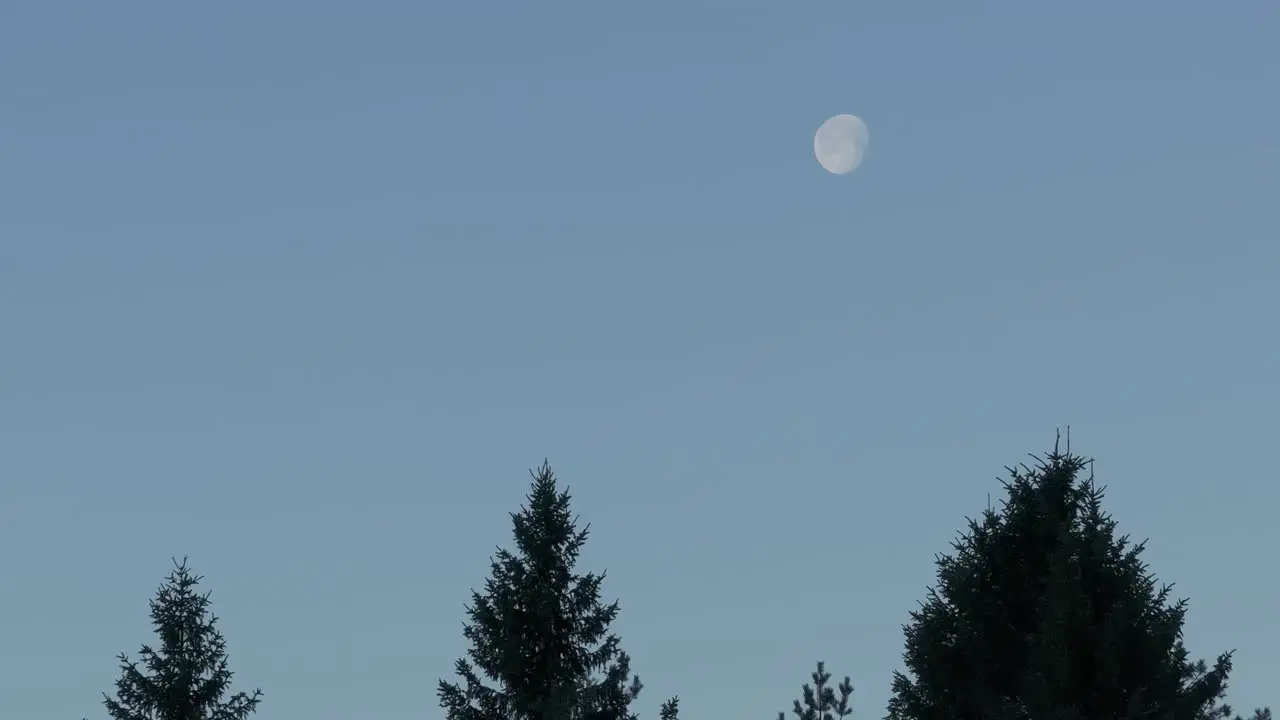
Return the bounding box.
[814,114,869,175]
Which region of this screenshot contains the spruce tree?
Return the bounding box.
[777,662,854,720]
[95,558,262,720]
[886,435,1236,720]
[438,461,677,720]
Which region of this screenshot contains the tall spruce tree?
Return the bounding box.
[886,435,1237,720]
[438,461,678,720]
[777,662,854,720]
[95,558,262,720]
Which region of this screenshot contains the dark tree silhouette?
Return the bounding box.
[96,558,261,720]
[777,662,853,720]
[887,435,1236,720]
[438,461,678,720]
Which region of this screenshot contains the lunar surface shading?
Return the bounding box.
[814,114,869,175]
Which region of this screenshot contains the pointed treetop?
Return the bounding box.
[96,558,262,720]
[439,461,676,720]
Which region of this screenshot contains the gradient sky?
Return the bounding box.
[3,3,1277,719]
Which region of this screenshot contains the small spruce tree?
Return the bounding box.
[438,461,677,720]
[777,662,853,720]
[886,435,1236,720]
[96,558,261,720]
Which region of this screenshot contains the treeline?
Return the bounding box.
[84,438,1271,720]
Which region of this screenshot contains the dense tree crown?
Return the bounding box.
[438,461,677,720]
[886,441,1236,720]
[97,559,262,720]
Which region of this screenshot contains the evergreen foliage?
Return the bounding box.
[438,461,677,720]
[886,436,1235,720]
[777,662,853,720]
[96,559,262,720]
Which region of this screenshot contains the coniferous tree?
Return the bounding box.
[95,558,261,720]
[886,435,1236,720]
[777,662,853,720]
[438,461,677,720]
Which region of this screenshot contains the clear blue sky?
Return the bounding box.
[2,3,1277,719]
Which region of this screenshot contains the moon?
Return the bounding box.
[814,114,869,175]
